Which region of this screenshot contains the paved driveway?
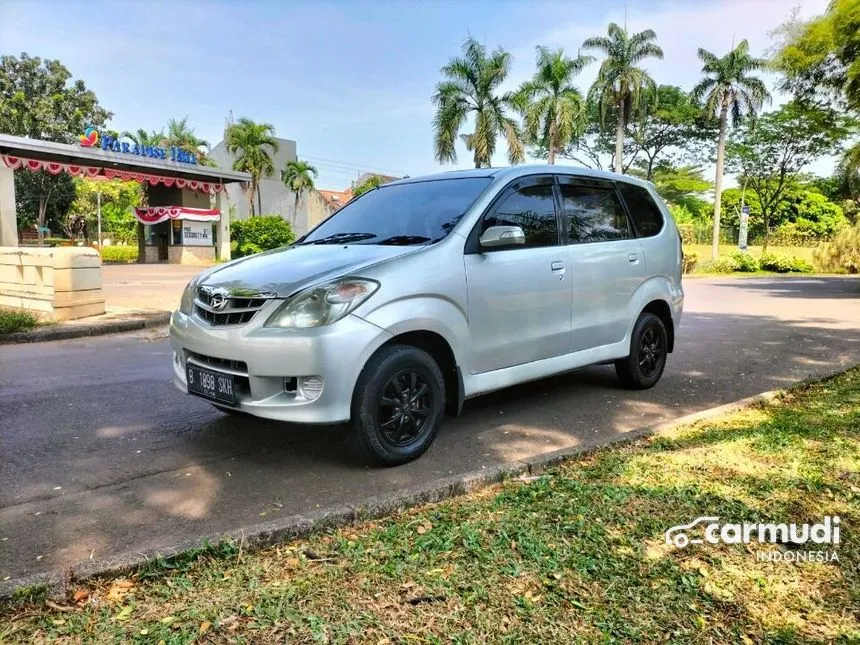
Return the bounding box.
[1,277,858,589]
[101,263,204,312]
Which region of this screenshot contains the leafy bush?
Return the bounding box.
[230,215,295,258]
[712,256,741,273]
[677,223,695,246]
[814,223,860,273]
[100,245,138,263]
[770,222,818,247]
[0,307,39,334]
[682,251,698,274]
[730,251,760,272]
[760,252,813,273]
[668,203,693,225]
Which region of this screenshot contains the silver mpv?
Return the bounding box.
[170,166,684,465]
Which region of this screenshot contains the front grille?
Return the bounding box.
[193,289,271,326]
[187,351,248,374]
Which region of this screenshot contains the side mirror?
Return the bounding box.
[479,225,525,249]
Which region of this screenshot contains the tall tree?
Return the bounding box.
[627,85,714,179]
[163,117,210,157]
[513,47,592,164]
[0,53,112,242]
[224,118,279,217]
[281,159,318,224]
[691,40,770,259]
[432,37,524,168]
[582,23,664,174]
[727,101,851,250]
[121,128,164,147]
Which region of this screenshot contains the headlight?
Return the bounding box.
[265,278,379,328]
[179,278,199,314]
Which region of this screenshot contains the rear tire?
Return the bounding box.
[349,345,445,466]
[615,312,668,390]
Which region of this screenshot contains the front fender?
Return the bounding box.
[356,295,470,369]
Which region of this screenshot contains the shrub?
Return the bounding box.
[770,222,818,247]
[100,245,138,263]
[231,215,295,258]
[682,251,698,274]
[677,223,695,246]
[0,307,39,334]
[760,252,813,273]
[730,251,760,272]
[710,256,740,273]
[814,223,860,273]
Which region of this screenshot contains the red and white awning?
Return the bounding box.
[133,206,221,224]
[1,154,226,194]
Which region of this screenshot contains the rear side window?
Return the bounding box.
[481,179,558,248]
[558,179,629,243]
[618,183,664,237]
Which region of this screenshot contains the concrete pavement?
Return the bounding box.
[0,277,858,590]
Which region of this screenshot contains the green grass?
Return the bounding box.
[2,369,859,642]
[100,245,138,263]
[0,307,39,334]
[685,244,817,265]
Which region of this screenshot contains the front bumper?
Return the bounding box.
[170,309,393,423]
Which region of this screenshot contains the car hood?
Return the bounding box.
[198,244,421,297]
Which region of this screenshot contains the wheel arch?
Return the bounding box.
[379,330,464,416]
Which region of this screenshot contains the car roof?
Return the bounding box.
[388,164,655,190]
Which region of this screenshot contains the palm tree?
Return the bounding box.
[513,47,593,164]
[583,23,664,173]
[281,159,318,224]
[163,117,210,157]
[432,37,524,168]
[121,128,164,147]
[691,40,770,259]
[224,118,279,216]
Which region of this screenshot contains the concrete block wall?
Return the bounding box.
[0,246,105,321]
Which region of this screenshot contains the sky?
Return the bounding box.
[0,0,829,191]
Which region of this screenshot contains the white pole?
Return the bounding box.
[97,189,102,250]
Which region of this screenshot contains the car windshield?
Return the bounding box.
[299,177,492,245]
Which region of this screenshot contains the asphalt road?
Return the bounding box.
[1,277,858,588]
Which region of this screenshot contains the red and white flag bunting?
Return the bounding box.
[133,206,221,224]
[1,154,226,194]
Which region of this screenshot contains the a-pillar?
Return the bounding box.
[0,165,18,247]
[215,189,231,261]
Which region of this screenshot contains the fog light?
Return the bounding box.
[298,375,324,401]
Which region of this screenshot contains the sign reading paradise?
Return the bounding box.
[79,127,198,165]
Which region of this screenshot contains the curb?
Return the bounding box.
[0,312,171,345]
[0,384,793,601]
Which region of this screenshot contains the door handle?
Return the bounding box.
[551,261,565,271]
[628,253,639,264]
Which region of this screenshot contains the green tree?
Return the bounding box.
[352,174,387,198]
[121,128,164,147]
[67,178,142,243]
[0,53,111,242]
[773,0,860,110]
[163,117,210,155]
[432,37,524,168]
[513,47,592,164]
[628,85,714,179]
[281,159,319,224]
[582,23,664,174]
[225,118,279,217]
[637,162,713,217]
[728,101,852,250]
[691,39,771,259]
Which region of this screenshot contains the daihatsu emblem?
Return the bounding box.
[210,292,228,311]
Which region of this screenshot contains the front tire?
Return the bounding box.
[350,345,445,466]
[615,312,668,389]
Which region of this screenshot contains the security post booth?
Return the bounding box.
[0,132,250,320]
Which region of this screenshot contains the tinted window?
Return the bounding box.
[300,177,491,245]
[559,180,629,242]
[618,183,664,237]
[481,180,558,248]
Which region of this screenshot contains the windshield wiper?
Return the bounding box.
[377,235,431,246]
[301,232,377,245]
